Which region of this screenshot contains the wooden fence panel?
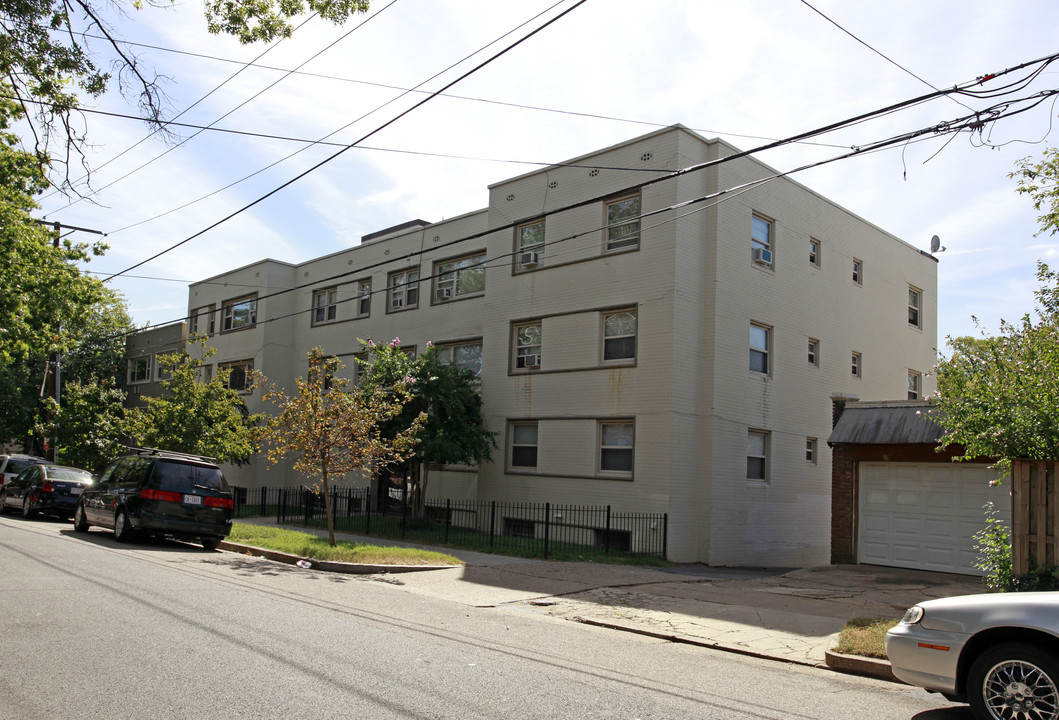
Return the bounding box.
[1012,459,1059,573]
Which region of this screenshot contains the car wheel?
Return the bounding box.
[113,509,134,543]
[968,641,1059,720]
[73,504,89,533]
[201,537,222,551]
[22,494,37,519]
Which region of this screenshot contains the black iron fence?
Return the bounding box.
[232,485,668,561]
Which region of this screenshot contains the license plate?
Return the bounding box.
[183,494,203,505]
[70,488,83,496]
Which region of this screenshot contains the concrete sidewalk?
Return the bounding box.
[228,519,984,674]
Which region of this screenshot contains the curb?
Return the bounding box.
[218,541,460,574]
[824,645,901,683]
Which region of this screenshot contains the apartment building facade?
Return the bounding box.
[175,125,938,566]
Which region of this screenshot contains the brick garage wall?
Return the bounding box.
[830,443,971,564]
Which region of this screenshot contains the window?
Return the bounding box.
[220,360,254,393]
[313,288,337,324]
[356,280,371,317]
[514,322,542,370]
[435,253,486,301]
[603,310,637,362]
[599,421,634,474]
[605,195,640,250]
[852,259,863,285]
[388,269,419,310]
[510,422,538,469]
[808,338,819,367]
[750,323,770,374]
[851,351,862,378]
[908,370,921,400]
[908,286,921,329]
[747,430,769,481]
[517,220,544,267]
[435,341,483,376]
[190,305,215,336]
[222,295,257,332]
[809,238,820,267]
[806,437,817,464]
[127,356,151,384]
[752,215,772,265]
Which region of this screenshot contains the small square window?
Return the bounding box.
[222,295,257,332]
[750,323,770,374]
[908,286,921,329]
[605,195,640,251]
[806,437,817,464]
[852,259,863,285]
[852,351,862,378]
[435,341,483,377]
[313,288,337,324]
[190,305,215,336]
[603,310,636,362]
[808,338,819,367]
[747,430,769,481]
[388,269,419,311]
[600,421,634,474]
[220,360,254,393]
[127,356,151,384]
[809,238,820,267]
[510,422,538,469]
[908,370,921,400]
[514,322,542,371]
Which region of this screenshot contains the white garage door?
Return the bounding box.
[858,463,1011,575]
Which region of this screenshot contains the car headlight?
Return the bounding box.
[900,606,925,625]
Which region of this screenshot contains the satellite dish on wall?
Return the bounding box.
[930,235,946,254]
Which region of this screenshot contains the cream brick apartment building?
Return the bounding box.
[172,125,937,566]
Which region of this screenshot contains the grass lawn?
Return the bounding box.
[227,522,464,566]
[833,616,900,659]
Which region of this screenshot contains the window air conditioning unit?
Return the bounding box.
[436,287,453,301]
[390,297,403,309]
[517,354,540,369]
[752,248,773,266]
[519,251,540,267]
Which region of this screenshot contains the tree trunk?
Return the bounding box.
[321,464,336,547]
[416,461,430,520]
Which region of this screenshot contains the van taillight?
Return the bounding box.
[204,497,233,510]
[139,489,182,503]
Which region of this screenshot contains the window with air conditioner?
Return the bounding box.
[514,322,542,371]
[751,214,773,267]
[435,253,486,301]
[388,268,418,311]
[517,220,544,268]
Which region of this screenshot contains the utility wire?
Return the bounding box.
[102,0,590,281]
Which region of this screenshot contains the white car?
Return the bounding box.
[0,454,51,486]
[886,592,1059,720]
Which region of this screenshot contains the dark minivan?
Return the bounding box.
[73,448,233,550]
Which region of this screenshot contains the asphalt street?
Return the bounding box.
[0,514,970,720]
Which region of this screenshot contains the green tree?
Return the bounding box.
[358,339,495,518]
[39,378,129,472]
[127,341,263,464]
[258,347,424,546]
[1011,147,1059,238]
[935,263,1059,465]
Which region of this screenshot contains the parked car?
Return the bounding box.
[886,592,1059,720]
[0,463,93,519]
[0,454,52,486]
[73,448,234,550]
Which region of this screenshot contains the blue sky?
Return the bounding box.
[35,0,1059,350]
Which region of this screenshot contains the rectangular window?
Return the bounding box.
[356,280,371,317]
[808,338,819,367]
[852,351,862,378]
[435,341,483,377]
[908,286,922,328]
[908,370,921,400]
[313,288,337,324]
[127,356,151,384]
[750,323,770,374]
[435,253,486,301]
[605,195,640,251]
[510,422,538,469]
[602,309,637,362]
[190,305,215,336]
[388,269,419,310]
[220,360,254,393]
[599,421,634,474]
[852,259,863,285]
[514,322,542,370]
[809,238,820,267]
[752,215,773,266]
[747,430,768,481]
[222,295,257,332]
[517,220,545,267]
[806,437,817,464]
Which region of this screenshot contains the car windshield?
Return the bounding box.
[151,461,227,493]
[8,458,51,475]
[47,468,92,482]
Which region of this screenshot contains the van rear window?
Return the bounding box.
[151,461,227,493]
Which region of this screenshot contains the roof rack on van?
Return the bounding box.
[124,446,219,464]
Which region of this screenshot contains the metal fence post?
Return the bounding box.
[261,486,267,517]
[544,502,550,559]
[444,498,451,544]
[489,500,496,550]
[605,505,612,556]
[366,490,372,536]
[662,513,668,560]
